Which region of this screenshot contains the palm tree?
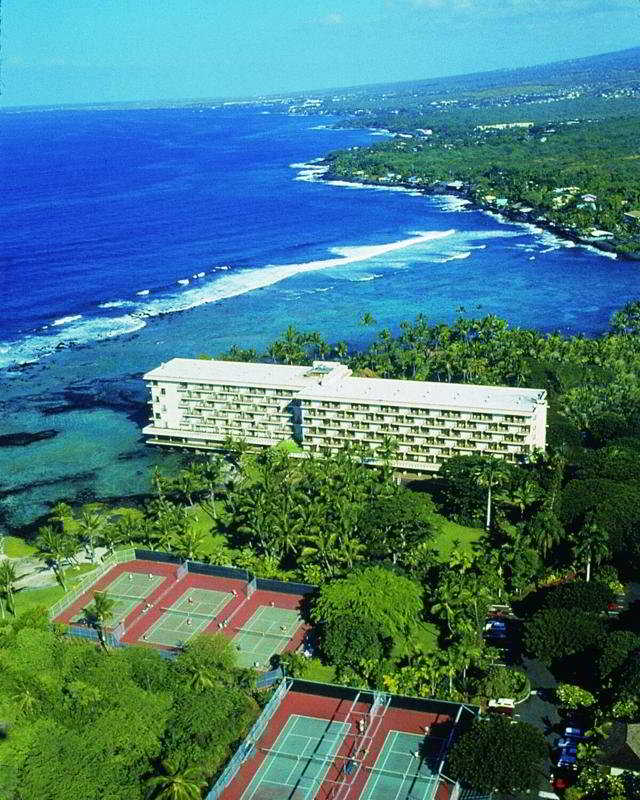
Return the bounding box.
[49,501,73,533]
[572,516,609,583]
[76,509,106,563]
[507,479,541,520]
[300,528,341,576]
[173,470,199,507]
[146,759,206,800]
[0,561,18,617]
[84,591,116,651]
[171,528,207,562]
[472,457,511,531]
[35,525,70,590]
[12,684,39,717]
[187,665,216,693]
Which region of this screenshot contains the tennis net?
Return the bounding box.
[160,607,216,621]
[107,591,148,602]
[258,749,435,783]
[232,626,291,642]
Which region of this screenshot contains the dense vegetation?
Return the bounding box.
[326,115,640,253]
[0,614,258,800]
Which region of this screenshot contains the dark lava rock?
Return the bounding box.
[0,430,59,447]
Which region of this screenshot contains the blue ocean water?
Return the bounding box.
[2,106,640,530]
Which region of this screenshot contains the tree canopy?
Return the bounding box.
[447,716,547,794]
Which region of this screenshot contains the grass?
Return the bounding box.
[432,514,483,560]
[12,564,100,616]
[3,536,37,558]
[303,659,336,683]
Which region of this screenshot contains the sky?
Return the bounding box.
[2,0,640,107]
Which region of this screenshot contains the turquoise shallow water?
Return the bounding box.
[2,107,640,532]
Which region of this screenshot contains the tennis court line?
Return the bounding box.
[240,714,350,800]
[361,730,435,800]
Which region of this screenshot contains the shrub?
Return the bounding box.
[555,683,596,709]
[598,631,640,682]
[447,717,547,794]
[473,667,529,701]
[523,608,606,666]
[321,614,388,668]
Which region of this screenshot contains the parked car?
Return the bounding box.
[487,698,515,717]
[484,619,508,638]
[555,748,578,769]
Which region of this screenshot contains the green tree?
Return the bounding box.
[523,607,606,666]
[524,508,565,558]
[472,457,512,531]
[358,489,437,564]
[447,716,547,794]
[321,614,389,668]
[312,567,422,641]
[0,561,18,617]
[76,508,106,563]
[35,525,71,590]
[83,591,116,652]
[598,631,640,683]
[146,759,206,800]
[572,515,610,582]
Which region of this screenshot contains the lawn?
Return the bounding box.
[3,536,37,558]
[303,659,336,683]
[433,515,483,560]
[13,564,99,615]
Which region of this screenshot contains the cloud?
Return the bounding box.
[321,12,345,24]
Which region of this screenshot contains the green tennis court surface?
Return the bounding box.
[232,606,302,669]
[72,572,164,624]
[241,714,349,800]
[359,730,441,800]
[141,587,232,648]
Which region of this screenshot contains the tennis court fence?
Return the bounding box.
[48,548,136,620]
[205,677,293,800]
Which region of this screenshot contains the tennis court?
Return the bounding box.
[241,714,349,800]
[359,730,441,800]
[72,571,164,625]
[232,606,302,669]
[142,587,232,647]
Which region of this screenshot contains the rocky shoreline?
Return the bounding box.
[320,162,639,261]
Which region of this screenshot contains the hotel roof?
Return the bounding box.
[144,358,545,413]
[300,376,545,412]
[143,358,349,389]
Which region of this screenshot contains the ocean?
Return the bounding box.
[2,105,640,532]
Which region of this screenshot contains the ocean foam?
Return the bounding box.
[436,251,471,262]
[0,315,146,370]
[1,230,454,369]
[432,195,472,212]
[347,273,383,282]
[98,300,136,309]
[51,314,82,327]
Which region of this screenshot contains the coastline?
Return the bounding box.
[309,158,638,262]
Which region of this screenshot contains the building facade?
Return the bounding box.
[143,359,547,473]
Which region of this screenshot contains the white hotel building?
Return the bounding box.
[143,359,547,473]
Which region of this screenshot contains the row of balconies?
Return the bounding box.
[303,412,530,434]
[303,400,524,422]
